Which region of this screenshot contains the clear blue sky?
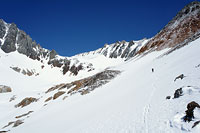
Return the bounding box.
[0,0,196,56]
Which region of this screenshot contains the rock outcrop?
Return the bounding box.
[3,120,24,129]
[13,120,24,127]
[10,66,38,76]
[48,58,91,76]
[0,85,12,93]
[49,49,57,59]
[184,101,200,122]
[0,19,95,76]
[15,97,37,108]
[138,1,200,55]
[1,23,17,53]
[53,91,66,100]
[0,20,50,60]
[15,111,33,119]
[46,69,120,96]
[0,19,6,39]
[77,39,148,61]
[192,120,200,128]
[174,88,183,98]
[174,74,185,82]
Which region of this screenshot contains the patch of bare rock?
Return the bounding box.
[15,97,37,108]
[0,85,12,93]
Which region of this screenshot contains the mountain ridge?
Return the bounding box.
[1,1,200,132]
[0,19,150,76]
[138,1,200,55]
[1,1,200,61]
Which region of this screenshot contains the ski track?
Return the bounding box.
[143,71,159,133]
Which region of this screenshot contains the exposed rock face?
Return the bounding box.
[0,19,96,77]
[0,19,6,39]
[48,58,89,76]
[121,41,135,58]
[0,19,95,76]
[49,49,57,59]
[80,70,121,92]
[77,39,147,61]
[184,101,200,122]
[66,69,121,95]
[0,131,8,133]
[45,96,52,102]
[0,19,50,60]
[62,60,70,74]
[10,66,38,76]
[174,74,185,82]
[15,111,33,119]
[53,91,66,100]
[48,59,64,68]
[45,83,66,93]
[2,122,14,129]
[1,23,17,53]
[0,19,146,77]
[10,66,21,72]
[192,120,200,128]
[9,95,16,102]
[0,85,12,93]
[13,120,24,127]
[15,97,37,108]
[138,1,200,55]
[3,120,24,129]
[46,70,121,96]
[174,88,183,98]
[17,30,42,60]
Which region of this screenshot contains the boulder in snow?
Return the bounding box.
[174,88,183,98]
[0,85,12,93]
[15,97,37,108]
[174,74,185,82]
[53,91,66,100]
[184,101,200,122]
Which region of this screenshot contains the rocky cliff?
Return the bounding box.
[0,19,149,76]
[0,19,95,76]
[138,1,200,55]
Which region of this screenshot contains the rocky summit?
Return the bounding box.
[138,1,200,55]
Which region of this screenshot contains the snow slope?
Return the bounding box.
[1,36,200,132]
[0,47,124,92]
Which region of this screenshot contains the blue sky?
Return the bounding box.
[0,0,195,56]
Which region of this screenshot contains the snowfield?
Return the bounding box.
[1,37,200,132]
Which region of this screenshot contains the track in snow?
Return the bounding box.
[143,71,158,133]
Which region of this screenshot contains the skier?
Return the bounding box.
[152,68,154,73]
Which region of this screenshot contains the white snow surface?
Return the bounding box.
[0,38,200,132]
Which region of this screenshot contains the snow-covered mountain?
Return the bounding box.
[74,39,148,60]
[0,18,149,77]
[138,1,200,55]
[1,1,200,133]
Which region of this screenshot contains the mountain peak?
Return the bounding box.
[74,38,149,61]
[168,1,200,26]
[137,1,200,55]
[185,1,200,9]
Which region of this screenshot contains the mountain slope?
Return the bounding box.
[2,36,200,133]
[1,1,200,133]
[138,1,200,55]
[0,19,149,77]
